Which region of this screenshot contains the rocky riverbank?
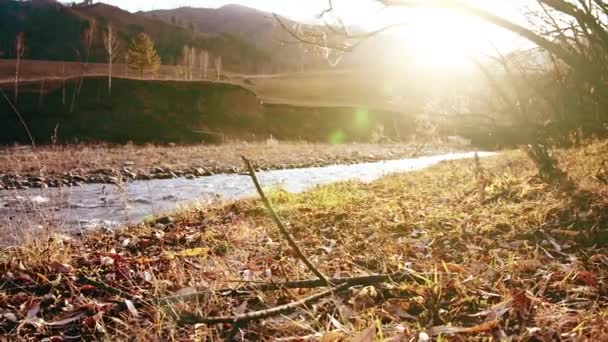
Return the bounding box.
[0,142,466,190]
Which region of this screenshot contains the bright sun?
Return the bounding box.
[402,10,488,71]
[332,1,528,72]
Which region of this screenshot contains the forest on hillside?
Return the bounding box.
[0,0,272,72]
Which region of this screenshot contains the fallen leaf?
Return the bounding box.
[550,229,580,238]
[442,262,467,274]
[125,299,139,318]
[320,331,346,342]
[575,270,598,287]
[510,289,532,317]
[417,332,430,342]
[329,316,349,333]
[46,313,86,327]
[353,325,376,342]
[468,300,511,320]
[165,247,209,259]
[51,261,73,274]
[429,320,499,336]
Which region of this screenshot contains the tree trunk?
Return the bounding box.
[62,63,66,105]
[108,57,112,95]
[14,54,20,103]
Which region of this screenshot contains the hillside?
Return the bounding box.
[141,4,332,72]
[0,0,271,72]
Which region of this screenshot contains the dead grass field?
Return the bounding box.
[1,60,393,109]
[1,59,477,110]
[0,59,218,83]
[1,141,607,340]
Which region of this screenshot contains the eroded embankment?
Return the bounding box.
[0,77,415,145]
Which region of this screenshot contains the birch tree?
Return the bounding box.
[103,25,120,94]
[14,32,25,103]
[183,45,191,80]
[200,50,209,79]
[214,55,222,80]
[191,46,196,80]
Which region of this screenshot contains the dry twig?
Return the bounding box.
[242,156,332,286]
[179,282,352,325]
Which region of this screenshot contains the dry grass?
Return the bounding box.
[1,141,607,340]
[0,59,223,84]
[1,59,479,110]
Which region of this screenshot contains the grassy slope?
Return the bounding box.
[1,142,607,339]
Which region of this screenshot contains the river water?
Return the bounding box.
[0,152,495,244]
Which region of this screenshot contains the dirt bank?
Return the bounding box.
[0,76,415,145]
[0,142,464,190]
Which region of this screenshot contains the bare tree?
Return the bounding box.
[103,25,120,94]
[214,55,222,80]
[285,1,607,132]
[201,50,209,79]
[14,32,25,103]
[62,62,66,105]
[183,45,191,80]
[125,52,129,77]
[71,21,96,113]
[191,46,196,81]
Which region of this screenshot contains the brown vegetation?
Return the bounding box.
[1,141,607,340]
[0,141,456,189]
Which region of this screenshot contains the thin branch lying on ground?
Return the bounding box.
[175,160,424,326]
[242,156,332,286]
[179,281,352,325]
[161,269,421,305]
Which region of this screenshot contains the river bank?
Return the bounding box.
[0,141,463,190]
[1,142,606,340]
[0,151,492,241]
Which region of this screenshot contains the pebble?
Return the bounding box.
[154,216,175,225]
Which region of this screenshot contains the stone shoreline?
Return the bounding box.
[0,153,430,190]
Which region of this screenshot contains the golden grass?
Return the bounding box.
[1,59,479,110]
[1,141,607,340]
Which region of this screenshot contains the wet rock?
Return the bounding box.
[105,176,119,184]
[156,173,173,180]
[71,175,86,183]
[185,174,196,179]
[122,168,137,179]
[154,216,175,225]
[137,173,152,180]
[194,168,207,176]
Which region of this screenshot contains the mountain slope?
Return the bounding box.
[141,4,329,72]
[0,0,271,72]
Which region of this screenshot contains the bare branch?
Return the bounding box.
[179,282,351,325]
[242,157,332,286]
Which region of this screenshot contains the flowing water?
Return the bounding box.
[0,152,495,244]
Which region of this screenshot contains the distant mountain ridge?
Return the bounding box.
[0,0,274,72]
[0,0,406,74]
[140,4,326,71]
